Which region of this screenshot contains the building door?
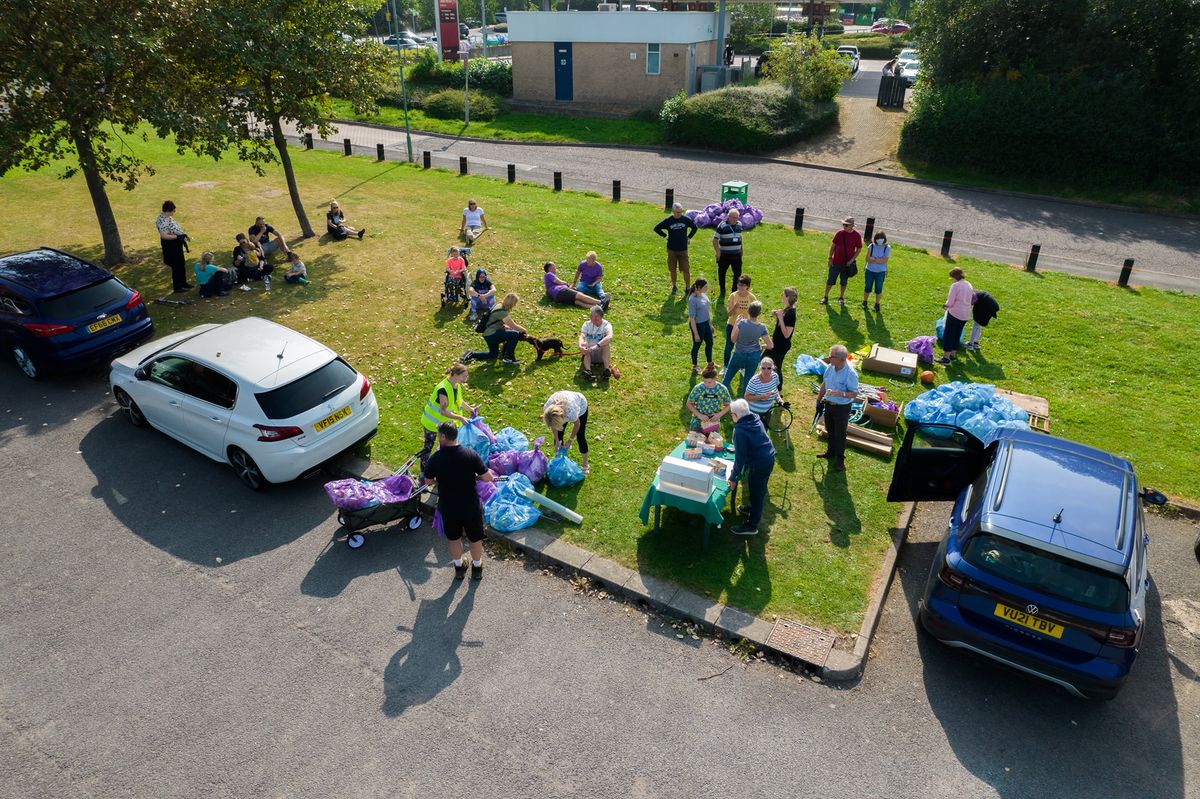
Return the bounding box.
[554,42,572,102]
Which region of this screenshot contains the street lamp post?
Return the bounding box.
[462,43,471,125]
[388,0,414,162]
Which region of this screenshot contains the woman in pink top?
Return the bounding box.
[937,267,974,365]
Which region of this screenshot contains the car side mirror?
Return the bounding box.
[1140,487,1168,506]
[134,367,148,381]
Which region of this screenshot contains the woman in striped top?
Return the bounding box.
[744,357,781,430]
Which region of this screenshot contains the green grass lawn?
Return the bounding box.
[330,99,664,146]
[3,135,1197,633]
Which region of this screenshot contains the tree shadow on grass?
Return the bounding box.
[810,462,862,548]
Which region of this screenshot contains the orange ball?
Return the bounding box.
[920,370,936,385]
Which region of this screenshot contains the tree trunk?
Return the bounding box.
[73,132,127,266]
[270,115,315,238]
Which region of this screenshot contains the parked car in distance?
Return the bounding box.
[493,11,507,23]
[383,34,430,49]
[109,317,379,490]
[0,248,153,380]
[871,19,911,33]
[836,45,860,74]
[896,47,918,68]
[901,59,920,85]
[889,424,1168,699]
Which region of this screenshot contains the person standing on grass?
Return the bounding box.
[712,208,744,297]
[653,203,697,295]
[863,230,890,311]
[938,267,974,365]
[817,344,859,473]
[424,422,495,581]
[968,289,999,352]
[460,199,489,244]
[686,278,714,374]
[419,363,475,476]
[763,287,797,389]
[157,200,191,293]
[723,274,757,368]
[729,398,776,537]
[744,357,782,431]
[723,300,770,394]
[822,217,862,306]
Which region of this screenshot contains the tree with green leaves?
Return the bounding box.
[187,0,393,238]
[729,4,773,50]
[763,35,849,103]
[0,0,225,266]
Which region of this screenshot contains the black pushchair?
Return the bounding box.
[324,455,431,550]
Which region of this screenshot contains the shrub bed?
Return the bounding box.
[423,88,501,121]
[407,48,513,95]
[823,33,904,58]
[661,84,837,152]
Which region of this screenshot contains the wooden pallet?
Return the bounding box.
[817,422,894,457]
[996,388,1051,434]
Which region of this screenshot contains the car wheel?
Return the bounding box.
[228,447,268,491]
[346,532,366,550]
[113,388,148,428]
[12,344,41,380]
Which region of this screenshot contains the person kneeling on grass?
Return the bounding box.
[194,252,231,298]
[283,252,310,285]
[463,292,525,366]
[424,421,495,581]
[729,398,775,537]
[578,306,613,379]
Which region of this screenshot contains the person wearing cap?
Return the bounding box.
[652,203,698,295]
[822,217,862,307]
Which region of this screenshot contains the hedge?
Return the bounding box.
[823,33,907,59]
[423,88,501,121]
[407,48,513,95]
[661,84,838,152]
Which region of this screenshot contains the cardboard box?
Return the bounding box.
[862,402,901,427]
[862,343,918,378]
[658,456,715,501]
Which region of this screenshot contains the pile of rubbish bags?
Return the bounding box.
[685,198,765,230]
[904,382,1030,442]
[324,473,417,511]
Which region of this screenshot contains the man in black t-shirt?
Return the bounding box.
[652,203,697,295]
[248,216,292,257]
[424,422,495,580]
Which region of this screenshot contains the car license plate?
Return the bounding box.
[87,315,121,333]
[993,603,1064,639]
[314,406,352,432]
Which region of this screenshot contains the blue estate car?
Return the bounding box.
[0,248,153,379]
[889,424,1166,699]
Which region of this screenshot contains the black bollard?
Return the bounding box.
[941,230,953,258]
[376,143,385,161]
[304,133,313,150]
[459,156,468,175]
[507,163,516,183]
[864,217,876,242]
[343,138,352,156]
[665,188,674,210]
[1118,258,1135,287]
[794,208,804,232]
[613,180,621,202]
[554,171,562,191]
[1025,244,1041,272]
[422,151,431,169]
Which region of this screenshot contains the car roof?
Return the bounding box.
[982,430,1136,573]
[0,248,112,299]
[172,317,337,388]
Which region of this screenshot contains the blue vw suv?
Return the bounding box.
[0,248,154,379]
[889,424,1166,699]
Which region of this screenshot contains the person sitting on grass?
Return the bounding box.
[578,306,613,379]
[468,268,496,321]
[232,233,273,290]
[283,251,309,285]
[460,199,489,244]
[574,251,606,301]
[248,216,292,257]
[193,252,231,298]
[543,262,602,310]
[326,200,364,241]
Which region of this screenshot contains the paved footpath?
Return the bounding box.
[292,121,1200,293]
[1,370,1197,798]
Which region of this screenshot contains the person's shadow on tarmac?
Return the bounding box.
[381,580,479,717]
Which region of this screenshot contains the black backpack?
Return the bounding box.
[474,308,492,334]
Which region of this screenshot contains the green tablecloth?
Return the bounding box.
[638,441,736,528]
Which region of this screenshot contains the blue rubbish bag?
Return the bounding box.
[547,448,585,488]
[484,473,542,532]
[934,315,969,347]
[794,353,827,376]
[457,417,495,462]
[492,426,530,453]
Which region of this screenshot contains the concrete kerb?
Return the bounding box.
[1166,499,1200,521]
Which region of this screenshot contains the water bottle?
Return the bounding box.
[263,274,271,292]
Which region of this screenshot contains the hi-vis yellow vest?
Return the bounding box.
[421,378,462,432]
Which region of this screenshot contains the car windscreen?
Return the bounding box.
[963,532,1128,613]
[40,278,128,320]
[254,357,357,420]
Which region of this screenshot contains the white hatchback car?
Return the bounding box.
[109,317,379,489]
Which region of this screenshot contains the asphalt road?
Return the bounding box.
[298,120,1199,294]
[2,369,1198,797]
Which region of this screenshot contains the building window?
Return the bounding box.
[646,43,661,76]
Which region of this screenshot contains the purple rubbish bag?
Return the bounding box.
[517,436,549,484]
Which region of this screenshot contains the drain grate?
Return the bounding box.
[766,618,835,667]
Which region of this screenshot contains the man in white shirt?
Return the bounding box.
[460,199,489,243]
[578,306,613,379]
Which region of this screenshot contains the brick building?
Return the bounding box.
[508,11,722,113]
